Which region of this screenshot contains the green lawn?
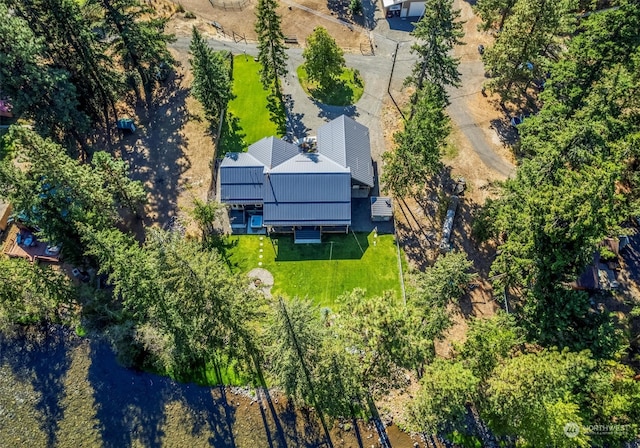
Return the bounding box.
[226,232,404,308]
[219,56,282,153]
[297,65,364,106]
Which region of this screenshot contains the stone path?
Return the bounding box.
[247,268,274,298]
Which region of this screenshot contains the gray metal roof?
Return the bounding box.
[220,152,264,168]
[248,136,300,169]
[219,182,263,204]
[219,153,264,204]
[371,196,393,217]
[263,169,351,226]
[317,115,374,187]
[264,172,351,203]
[269,153,350,175]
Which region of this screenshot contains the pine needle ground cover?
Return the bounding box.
[227,232,404,307]
[219,56,282,153]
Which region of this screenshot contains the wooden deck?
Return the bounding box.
[2,224,61,263]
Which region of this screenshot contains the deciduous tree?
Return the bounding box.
[302,27,345,89]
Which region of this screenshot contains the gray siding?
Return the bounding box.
[263,203,351,226]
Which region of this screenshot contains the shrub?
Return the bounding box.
[349,0,362,15]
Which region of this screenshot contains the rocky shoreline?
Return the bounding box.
[0,324,420,447]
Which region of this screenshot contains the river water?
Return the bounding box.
[0,326,421,447]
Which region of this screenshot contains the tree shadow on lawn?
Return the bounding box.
[0,324,76,448]
[310,80,356,108]
[219,113,247,154]
[272,233,369,261]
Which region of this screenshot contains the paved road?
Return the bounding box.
[447,60,516,178]
[171,12,515,179]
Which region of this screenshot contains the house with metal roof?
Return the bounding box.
[217,115,374,242]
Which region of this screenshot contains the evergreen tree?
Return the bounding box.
[189,26,232,127]
[459,312,524,380]
[83,227,265,376]
[408,0,464,104]
[6,0,123,128]
[91,151,147,215]
[94,0,175,105]
[482,349,595,447]
[0,257,77,329]
[0,3,90,141]
[255,0,288,98]
[0,128,120,254]
[381,83,449,198]
[407,359,479,435]
[265,298,324,406]
[474,0,517,31]
[336,289,427,391]
[483,0,577,101]
[478,3,640,353]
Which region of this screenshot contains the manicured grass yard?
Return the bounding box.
[297,65,364,106]
[226,232,404,308]
[219,56,282,153]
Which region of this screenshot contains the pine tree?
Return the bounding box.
[0,128,121,254]
[255,0,288,98]
[408,0,464,104]
[381,83,449,198]
[483,0,576,101]
[95,0,175,105]
[6,0,123,128]
[474,0,517,31]
[0,2,90,142]
[189,26,232,127]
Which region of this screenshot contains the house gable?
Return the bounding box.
[317,115,374,188]
[263,153,351,226]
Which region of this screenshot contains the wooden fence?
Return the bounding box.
[207,0,249,10]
